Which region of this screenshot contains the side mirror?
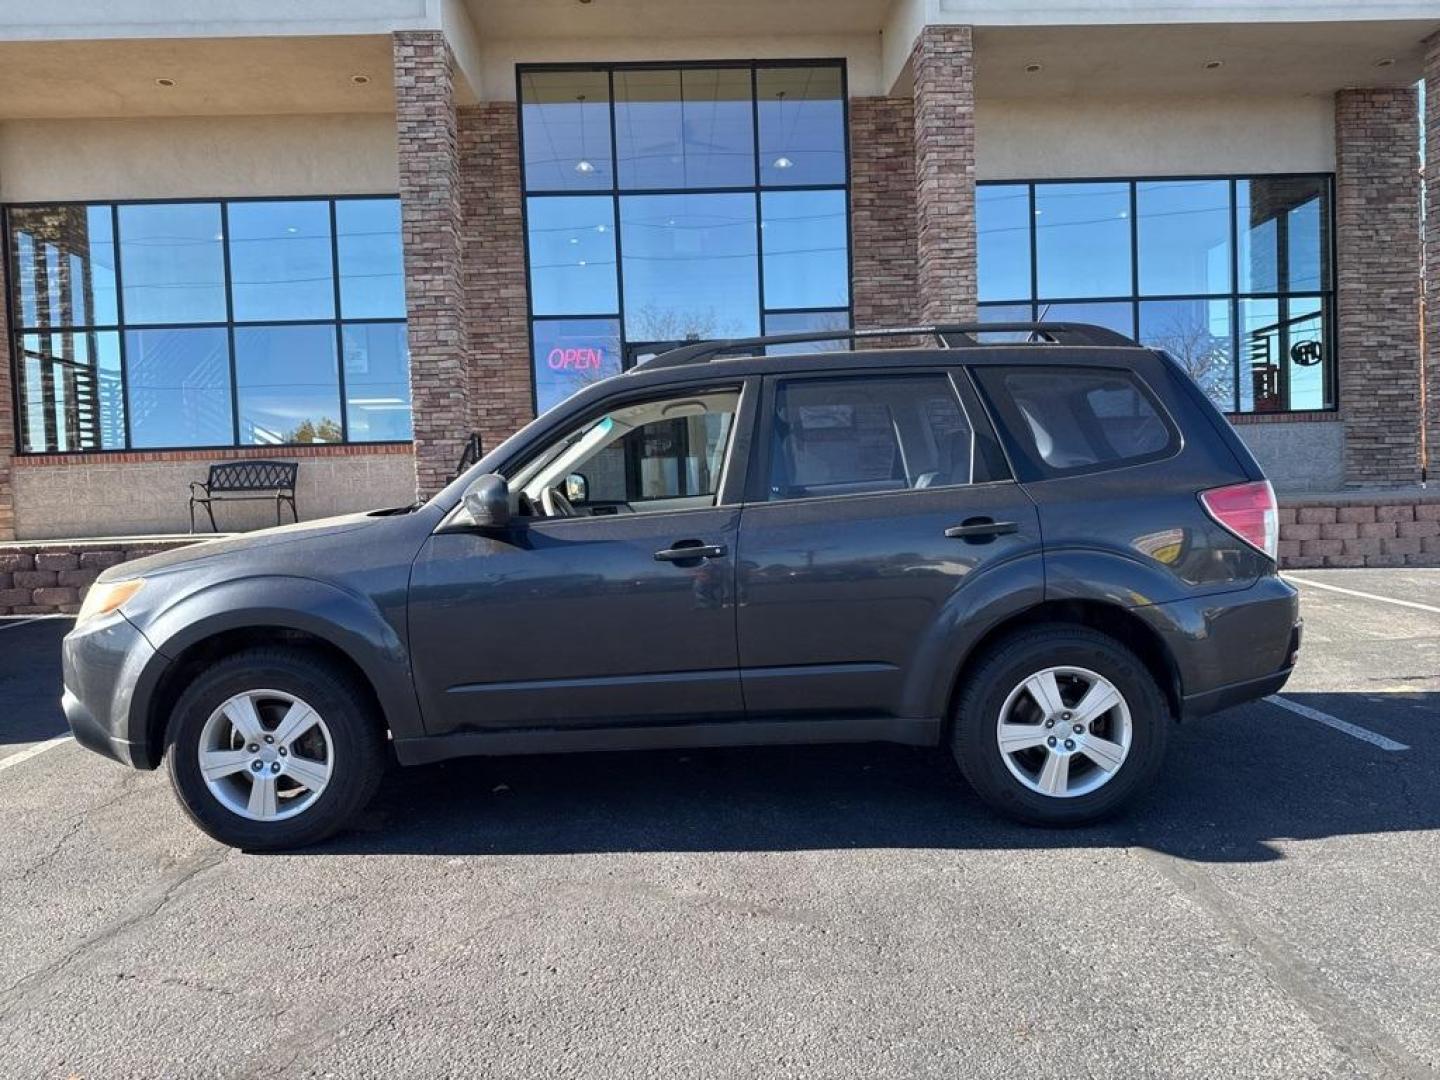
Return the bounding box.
[462,473,512,530]
[563,472,589,505]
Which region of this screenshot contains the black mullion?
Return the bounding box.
[1228,179,1241,413]
[219,202,240,446]
[1127,181,1139,341]
[328,200,349,442]
[110,204,133,449]
[607,68,630,369]
[1027,184,1039,317]
[0,206,21,455]
[750,65,766,329]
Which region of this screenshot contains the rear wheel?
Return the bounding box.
[164,648,385,850]
[951,626,1170,825]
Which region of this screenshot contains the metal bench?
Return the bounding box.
[189,460,300,533]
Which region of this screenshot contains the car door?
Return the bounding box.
[408,379,757,736]
[735,367,1042,722]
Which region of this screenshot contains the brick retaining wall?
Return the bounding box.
[1278,492,1440,568]
[0,538,208,615]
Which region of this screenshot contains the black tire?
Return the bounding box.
[951,625,1170,826]
[164,647,386,850]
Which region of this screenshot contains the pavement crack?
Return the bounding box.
[12,775,143,884]
[0,846,229,1023]
[1139,848,1438,1080]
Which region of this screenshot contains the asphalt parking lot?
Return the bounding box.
[0,571,1437,1079]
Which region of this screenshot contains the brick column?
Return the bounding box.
[394,31,469,499]
[911,25,977,325]
[1334,88,1423,487]
[1424,33,1440,478]
[458,104,534,451]
[850,97,919,330]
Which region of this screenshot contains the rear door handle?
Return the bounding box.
[654,542,728,562]
[944,519,1018,539]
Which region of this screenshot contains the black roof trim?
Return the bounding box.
[633,323,1137,370]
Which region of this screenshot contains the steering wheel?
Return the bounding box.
[541,485,575,518]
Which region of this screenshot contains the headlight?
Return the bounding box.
[76,579,145,625]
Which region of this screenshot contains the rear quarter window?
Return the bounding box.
[975,365,1179,479]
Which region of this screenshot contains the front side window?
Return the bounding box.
[520,60,851,416]
[767,374,975,501]
[515,388,739,516]
[5,196,410,452]
[978,174,1334,415]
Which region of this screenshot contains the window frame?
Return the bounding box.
[750,366,1009,506]
[516,59,854,418]
[976,172,1338,417]
[3,193,411,455]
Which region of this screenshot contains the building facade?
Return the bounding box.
[0,1,1437,556]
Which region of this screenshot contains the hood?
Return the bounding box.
[100,509,402,582]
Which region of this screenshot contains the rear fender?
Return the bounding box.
[901,552,1046,719]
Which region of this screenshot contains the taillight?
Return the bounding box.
[1200,480,1278,562]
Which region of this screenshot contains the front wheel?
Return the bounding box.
[164,648,386,850]
[951,626,1170,826]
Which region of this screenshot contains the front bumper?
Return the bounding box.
[61,612,161,769]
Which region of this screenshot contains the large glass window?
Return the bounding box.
[520,61,851,413]
[978,174,1334,414]
[6,196,410,451]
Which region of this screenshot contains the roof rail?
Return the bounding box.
[633,322,1136,370]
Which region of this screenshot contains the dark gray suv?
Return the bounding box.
[62,324,1300,849]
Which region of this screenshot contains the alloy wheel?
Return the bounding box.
[995,665,1132,799]
[197,689,334,821]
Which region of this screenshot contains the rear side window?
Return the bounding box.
[767,374,978,500]
[977,366,1178,478]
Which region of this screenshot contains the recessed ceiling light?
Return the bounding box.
[773,156,794,170]
[155,77,176,88]
[1024,62,1043,74]
[1374,57,1396,68]
[574,159,596,175]
[1203,59,1224,70]
[351,73,371,85]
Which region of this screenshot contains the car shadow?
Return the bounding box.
[308,693,1437,864]
[0,620,70,747]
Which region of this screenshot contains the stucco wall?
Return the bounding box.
[1232,419,1345,493]
[976,95,1334,180]
[12,451,415,539]
[0,113,399,202]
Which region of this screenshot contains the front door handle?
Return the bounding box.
[654,541,728,563]
[944,519,1018,539]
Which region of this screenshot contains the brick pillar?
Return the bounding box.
[458,104,534,451]
[850,97,919,330]
[911,25,977,325]
[394,31,469,499]
[1334,88,1423,487]
[1424,33,1440,478]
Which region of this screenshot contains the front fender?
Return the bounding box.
[131,574,424,745]
[900,552,1046,719]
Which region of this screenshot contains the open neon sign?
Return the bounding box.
[547,345,606,371]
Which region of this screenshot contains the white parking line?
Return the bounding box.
[0,735,74,774]
[0,615,70,632]
[1286,575,1440,616]
[1264,695,1409,752]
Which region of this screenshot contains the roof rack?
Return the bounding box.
[634,322,1135,371]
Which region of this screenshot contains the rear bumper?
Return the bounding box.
[1139,575,1301,721]
[61,613,162,770]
